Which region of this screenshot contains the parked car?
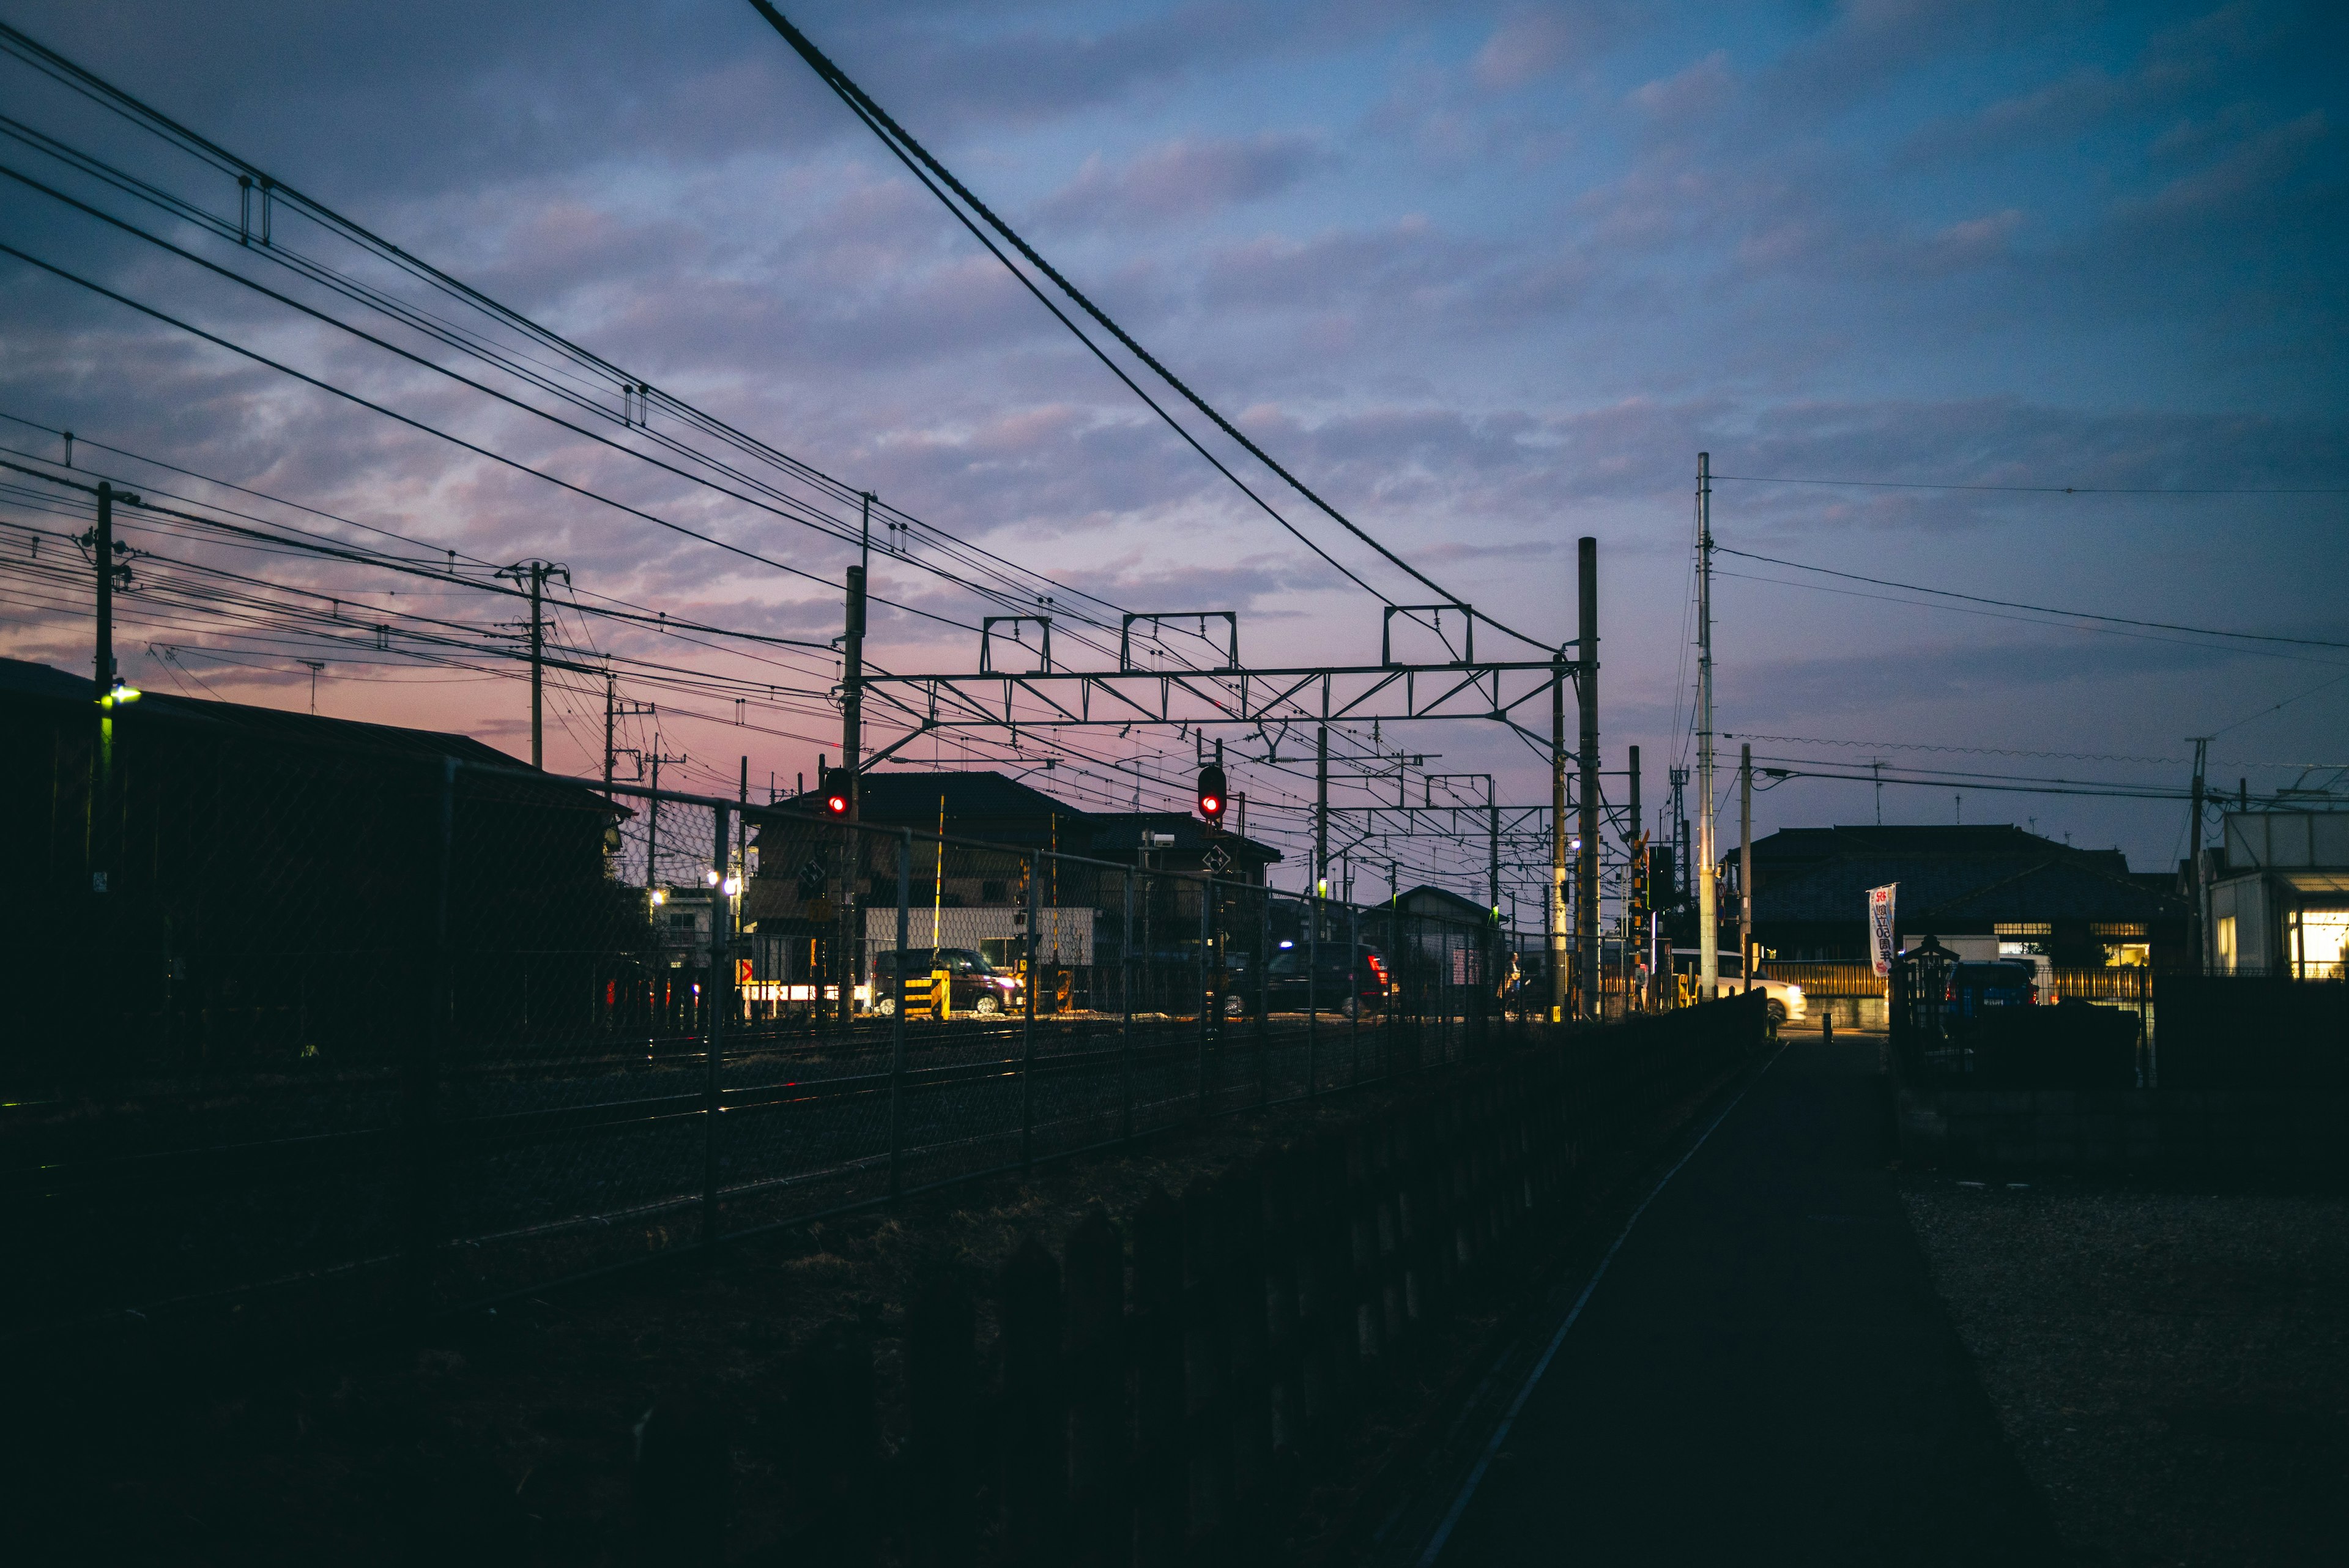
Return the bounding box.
[870,947,1023,1016]
[1945,959,2038,1020]
[1224,943,1390,1019]
[1669,949,1806,1024]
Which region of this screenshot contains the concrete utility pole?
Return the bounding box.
[842,565,866,813]
[1577,537,1600,1020]
[1740,741,1753,994]
[500,560,568,769]
[840,564,867,1030]
[1551,653,1568,1023]
[2188,737,2210,973]
[93,480,115,702]
[89,478,133,895]
[1696,452,1718,1001]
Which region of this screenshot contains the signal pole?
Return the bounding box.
[1628,745,1642,1004]
[1315,724,1329,900]
[1740,741,1753,994]
[1576,538,1601,1019]
[1550,653,1567,1024]
[2188,737,2210,973]
[1696,452,1718,1000]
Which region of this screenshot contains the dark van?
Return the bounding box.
[871,948,1023,1016]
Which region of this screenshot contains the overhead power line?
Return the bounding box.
[1712,474,2345,496]
[744,2,1559,655]
[1714,545,2349,652]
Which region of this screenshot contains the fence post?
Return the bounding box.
[1197,873,1211,1117]
[1023,853,1039,1167]
[703,800,730,1247]
[1132,1186,1187,1566]
[1223,1165,1272,1542]
[404,755,456,1323]
[1183,1177,1234,1548]
[1256,891,1271,1107]
[1001,1236,1066,1564]
[1307,892,1319,1098]
[907,1271,976,1568]
[1121,871,1135,1142]
[781,1320,879,1564]
[1349,902,1362,1086]
[891,830,909,1198]
[1064,1209,1129,1568]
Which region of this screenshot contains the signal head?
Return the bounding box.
[1197,763,1228,823]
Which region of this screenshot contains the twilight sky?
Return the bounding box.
[1,0,2343,897]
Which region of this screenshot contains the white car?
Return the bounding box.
[1669,950,1806,1024]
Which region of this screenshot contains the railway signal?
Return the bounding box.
[1197,762,1227,824]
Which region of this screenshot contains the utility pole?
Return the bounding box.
[606,685,654,800]
[1871,759,1885,826]
[1739,741,1753,994]
[1628,745,1642,1005]
[1669,767,1689,910]
[93,480,115,702]
[1577,537,1600,1020]
[1550,653,1568,1023]
[1315,724,1329,900]
[87,478,136,895]
[1696,451,1718,1001]
[644,737,686,900]
[840,563,867,1030]
[499,560,568,769]
[2188,737,2210,973]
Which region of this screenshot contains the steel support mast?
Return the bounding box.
[1577,537,1600,1020]
[1696,453,1718,1001]
[1551,655,1568,1023]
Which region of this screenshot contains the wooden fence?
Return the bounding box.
[1764,962,2156,1002]
[634,994,1768,1562]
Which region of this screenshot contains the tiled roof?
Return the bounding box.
[3,655,525,768]
[1753,833,2188,926]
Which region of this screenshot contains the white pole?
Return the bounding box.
[1697,453,1718,1000]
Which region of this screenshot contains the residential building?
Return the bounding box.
[2209,810,2349,978]
[1747,824,2189,968]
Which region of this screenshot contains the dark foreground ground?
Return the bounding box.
[1363,1033,2345,1568]
[1378,1033,2066,1567]
[1907,1181,2349,1567]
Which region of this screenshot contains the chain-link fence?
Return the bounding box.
[6,760,1560,1343]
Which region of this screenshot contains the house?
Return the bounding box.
[0,655,626,1067]
[744,768,1283,977]
[1746,824,2189,968]
[2209,810,2349,978]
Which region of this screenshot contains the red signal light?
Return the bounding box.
[826,792,848,817]
[1197,763,1227,823]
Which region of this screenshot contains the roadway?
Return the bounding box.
[1395,1032,2066,1567]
